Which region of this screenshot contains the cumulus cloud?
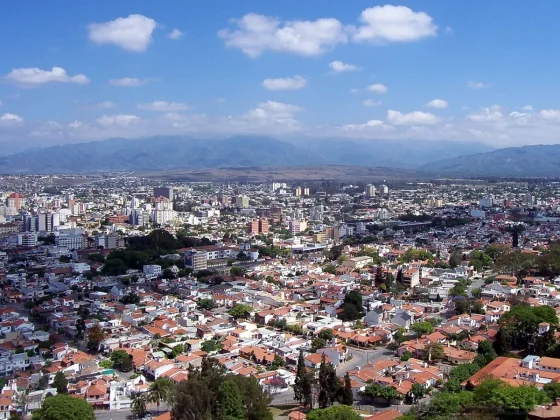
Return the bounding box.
[261,75,307,91]
[467,80,490,89]
[329,60,361,72]
[244,101,303,120]
[363,99,381,107]
[426,99,448,109]
[0,113,23,124]
[343,119,385,130]
[367,83,388,94]
[88,14,157,52]
[137,101,190,111]
[522,105,534,111]
[387,110,438,125]
[5,67,90,86]
[539,109,560,120]
[353,5,438,43]
[467,106,503,122]
[218,13,348,57]
[108,77,152,87]
[168,29,183,40]
[97,114,141,126]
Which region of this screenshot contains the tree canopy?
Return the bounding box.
[306,405,361,420]
[32,394,94,420]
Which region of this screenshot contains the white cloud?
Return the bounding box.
[426,99,448,109]
[367,83,388,94]
[108,77,151,87]
[69,121,83,129]
[262,75,307,91]
[522,105,534,111]
[137,101,190,111]
[98,101,116,109]
[168,29,183,40]
[5,67,90,86]
[467,80,490,89]
[353,5,437,43]
[97,114,141,126]
[539,109,560,120]
[0,113,23,124]
[88,14,157,52]
[467,107,503,122]
[343,119,385,130]
[329,60,361,72]
[244,101,303,120]
[387,110,438,125]
[363,99,381,107]
[218,13,347,57]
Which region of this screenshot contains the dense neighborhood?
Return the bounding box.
[0,176,560,419]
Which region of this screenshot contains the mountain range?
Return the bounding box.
[0,136,558,177]
[0,136,493,174]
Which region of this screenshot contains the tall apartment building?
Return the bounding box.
[248,218,269,236]
[154,187,174,201]
[303,187,310,196]
[365,184,376,198]
[184,249,208,271]
[6,193,24,211]
[235,195,250,208]
[294,187,302,197]
[289,219,307,235]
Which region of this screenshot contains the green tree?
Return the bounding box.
[340,290,363,321]
[306,405,361,420]
[544,382,560,401]
[32,394,94,420]
[423,342,444,362]
[149,377,173,413]
[294,351,313,408]
[410,383,426,401]
[230,304,252,319]
[311,337,327,352]
[86,324,105,352]
[201,340,221,353]
[215,380,245,420]
[318,328,334,341]
[339,373,354,406]
[230,266,246,277]
[131,392,148,418]
[197,298,214,310]
[318,355,340,408]
[52,371,68,394]
[411,321,434,338]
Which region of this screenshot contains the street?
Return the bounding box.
[336,347,393,376]
[269,347,391,406]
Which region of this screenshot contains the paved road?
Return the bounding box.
[336,347,392,376]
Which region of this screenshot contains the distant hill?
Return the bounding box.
[0,136,494,174]
[422,144,560,177]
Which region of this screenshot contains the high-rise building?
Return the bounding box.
[248,218,269,236]
[379,184,389,195]
[258,218,269,234]
[6,193,24,211]
[303,187,310,196]
[154,187,174,201]
[294,187,302,197]
[235,195,250,208]
[365,184,376,198]
[184,249,208,271]
[248,219,259,235]
[289,219,307,235]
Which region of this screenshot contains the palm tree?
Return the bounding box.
[131,392,148,418]
[148,378,173,413]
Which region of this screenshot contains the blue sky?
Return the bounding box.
[1,1,559,149]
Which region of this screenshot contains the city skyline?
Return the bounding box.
[1,1,560,147]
